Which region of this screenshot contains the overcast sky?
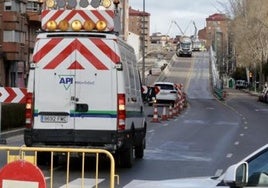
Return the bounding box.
[129,0,230,37]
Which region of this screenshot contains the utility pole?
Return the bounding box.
[141,0,146,84]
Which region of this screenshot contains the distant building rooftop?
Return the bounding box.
[206,13,227,21]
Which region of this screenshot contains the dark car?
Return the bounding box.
[258,87,268,103]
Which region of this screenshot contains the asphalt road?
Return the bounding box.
[1,51,268,188]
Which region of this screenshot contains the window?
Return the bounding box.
[4,0,26,12]
[26,1,41,12]
[4,1,12,11]
[247,149,268,186]
[3,31,26,43]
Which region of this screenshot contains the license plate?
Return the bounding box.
[41,115,68,123]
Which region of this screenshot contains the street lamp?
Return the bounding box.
[141,0,146,84]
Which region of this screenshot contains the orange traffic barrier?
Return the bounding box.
[168,104,173,119]
[151,104,160,123]
[172,103,177,117]
[161,106,168,121]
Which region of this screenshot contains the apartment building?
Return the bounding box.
[129,7,150,55]
[0,0,41,87]
[206,13,229,52]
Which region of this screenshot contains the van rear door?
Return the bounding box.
[33,36,120,131]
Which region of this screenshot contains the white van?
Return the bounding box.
[24,32,147,168]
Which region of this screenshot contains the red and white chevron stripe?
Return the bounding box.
[0,87,27,103]
[33,38,120,70]
[41,10,115,31]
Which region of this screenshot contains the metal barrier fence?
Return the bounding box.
[0,146,119,188]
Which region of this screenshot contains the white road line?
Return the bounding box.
[234,141,239,145]
[226,153,233,158]
[59,178,104,188]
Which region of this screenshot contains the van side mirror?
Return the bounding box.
[224,162,248,187]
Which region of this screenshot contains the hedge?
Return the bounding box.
[1,103,25,131]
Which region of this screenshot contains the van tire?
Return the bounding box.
[119,144,134,168]
[135,138,145,159]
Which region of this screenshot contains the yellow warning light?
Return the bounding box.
[58,20,69,31]
[71,20,82,31]
[46,0,55,8]
[102,0,111,8]
[83,20,95,31]
[96,20,107,31]
[46,20,57,31]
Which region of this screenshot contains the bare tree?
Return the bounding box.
[227,0,268,87]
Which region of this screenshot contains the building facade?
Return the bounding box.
[206,13,229,52]
[0,0,41,87]
[129,7,150,56]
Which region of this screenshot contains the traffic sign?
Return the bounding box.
[0,87,26,103]
[154,86,160,94]
[142,85,148,94]
[0,160,46,188]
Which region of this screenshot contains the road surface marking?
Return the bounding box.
[234,141,239,145]
[226,153,233,158]
[59,178,104,188]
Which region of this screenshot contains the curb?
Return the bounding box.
[0,128,24,139]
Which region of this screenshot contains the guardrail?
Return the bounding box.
[0,146,119,188]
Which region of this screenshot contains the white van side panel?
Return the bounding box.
[118,39,144,130]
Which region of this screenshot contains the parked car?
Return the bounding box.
[235,80,248,89]
[149,60,167,76]
[150,64,162,76]
[153,81,178,105]
[258,87,268,103]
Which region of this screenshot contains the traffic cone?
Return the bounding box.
[161,106,168,121]
[168,104,173,119]
[151,104,160,123]
[172,103,178,117]
[174,101,179,116]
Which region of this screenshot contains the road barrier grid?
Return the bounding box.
[0,146,119,188]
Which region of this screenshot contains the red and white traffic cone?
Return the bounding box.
[161,106,168,121]
[168,104,173,119]
[151,104,160,123]
[175,100,180,116]
[172,102,178,117]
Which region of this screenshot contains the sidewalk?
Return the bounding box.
[242,89,260,97]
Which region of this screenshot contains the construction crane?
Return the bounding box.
[193,21,198,39]
[172,20,185,36]
[192,21,202,51]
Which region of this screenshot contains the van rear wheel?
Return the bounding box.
[135,138,145,159]
[118,144,133,168]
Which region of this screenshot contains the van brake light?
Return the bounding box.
[25,92,33,128]
[117,94,126,130]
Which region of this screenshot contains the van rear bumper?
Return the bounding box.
[24,128,128,152]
